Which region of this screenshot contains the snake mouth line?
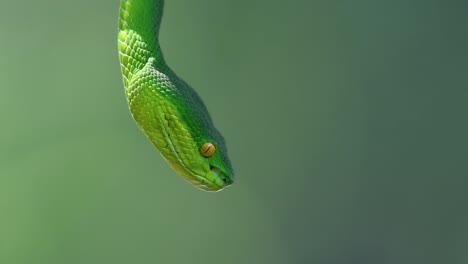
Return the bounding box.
[192,176,223,191]
[189,168,224,192]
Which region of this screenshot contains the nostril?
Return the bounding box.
[209,165,230,185]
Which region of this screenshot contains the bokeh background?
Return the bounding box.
[1,0,467,263]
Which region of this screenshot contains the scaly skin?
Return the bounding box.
[117,0,234,191]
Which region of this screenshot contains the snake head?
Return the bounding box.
[168,137,234,192]
[163,146,234,192]
[150,109,234,192]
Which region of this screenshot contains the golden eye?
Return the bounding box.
[200,142,216,157]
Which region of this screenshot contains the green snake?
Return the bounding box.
[117,0,234,191]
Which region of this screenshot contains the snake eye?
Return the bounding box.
[200,142,216,157]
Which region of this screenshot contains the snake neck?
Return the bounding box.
[118,0,167,86]
[119,0,164,38]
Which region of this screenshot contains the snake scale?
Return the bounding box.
[117,0,234,191]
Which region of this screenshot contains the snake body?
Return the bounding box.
[118,0,234,191]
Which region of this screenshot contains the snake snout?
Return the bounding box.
[209,165,233,187]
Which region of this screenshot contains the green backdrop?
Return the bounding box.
[1,0,467,263]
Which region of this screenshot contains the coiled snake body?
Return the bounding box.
[118,0,234,191]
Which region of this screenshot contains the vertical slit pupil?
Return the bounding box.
[203,145,211,153]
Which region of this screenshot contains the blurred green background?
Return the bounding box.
[1,0,467,263]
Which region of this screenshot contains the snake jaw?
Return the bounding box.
[182,164,232,192]
[189,173,223,192]
[167,159,226,192]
